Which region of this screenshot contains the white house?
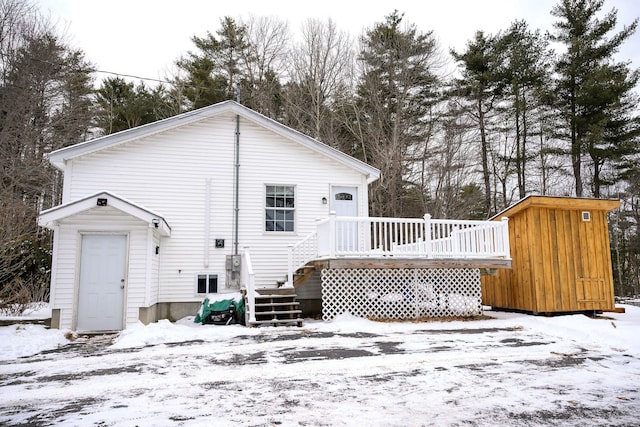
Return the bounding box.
[38,101,380,332]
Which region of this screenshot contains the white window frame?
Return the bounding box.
[195,273,219,295]
[265,184,295,233]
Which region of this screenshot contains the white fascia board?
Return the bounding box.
[48,100,381,183]
[38,191,171,236]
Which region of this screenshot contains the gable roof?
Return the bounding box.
[491,195,620,220]
[38,191,171,236]
[48,100,381,183]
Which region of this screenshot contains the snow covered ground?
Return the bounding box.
[1,306,639,426]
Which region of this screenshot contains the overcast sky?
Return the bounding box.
[37,0,640,86]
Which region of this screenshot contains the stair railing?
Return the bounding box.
[241,247,256,323]
[287,229,319,286]
[287,214,511,288]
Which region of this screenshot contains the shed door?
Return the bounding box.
[574,216,608,310]
[332,186,358,253]
[77,234,126,331]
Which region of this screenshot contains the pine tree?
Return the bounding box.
[498,21,551,199]
[353,11,441,217]
[0,0,94,305]
[175,17,249,109]
[450,31,504,216]
[95,77,172,134]
[551,0,639,197]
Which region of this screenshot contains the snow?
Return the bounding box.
[1,305,639,425]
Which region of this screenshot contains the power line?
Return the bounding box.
[93,69,170,85]
[91,68,233,95]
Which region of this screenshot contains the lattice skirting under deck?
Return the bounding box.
[321,268,482,321]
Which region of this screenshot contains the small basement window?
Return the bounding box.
[581,211,591,222]
[196,273,218,294]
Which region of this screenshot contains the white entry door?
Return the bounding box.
[331,186,358,253]
[77,234,127,331]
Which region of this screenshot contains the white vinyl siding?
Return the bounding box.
[61,110,369,300]
[51,207,150,330]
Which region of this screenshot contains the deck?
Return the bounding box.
[288,213,511,282]
[242,214,512,324]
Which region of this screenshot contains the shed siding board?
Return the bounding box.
[482,196,618,313]
[548,210,562,310]
[557,210,572,311]
[64,112,367,301]
[522,209,536,311]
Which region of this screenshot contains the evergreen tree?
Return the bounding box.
[175,17,249,109]
[450,31,505,216]
[95,77,172,134]
[0,0,94,306]
[498,21,551,199]
[353,11,441,217]
[551,0,639,197]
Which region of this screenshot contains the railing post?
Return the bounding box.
[243,246,256,324]
[452,226,460,256]
[423,213,432,258]
[287,244,294,287]
[501,217,510,258]
[329,211,336,258]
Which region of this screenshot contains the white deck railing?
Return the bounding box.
[241,247,257,324]
[287,213,510,285]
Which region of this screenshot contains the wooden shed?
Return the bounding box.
[482,196,620,314]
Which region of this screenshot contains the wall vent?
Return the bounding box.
[581,211,591,221]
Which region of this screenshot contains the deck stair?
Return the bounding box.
[243,288,303,327]
[293,263,318,287]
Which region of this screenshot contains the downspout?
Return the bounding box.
[233,85,241,256]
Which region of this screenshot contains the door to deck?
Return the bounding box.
[77,234,127,331]
[331,186,358,252]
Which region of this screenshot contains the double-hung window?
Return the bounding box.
[265,185,295,232]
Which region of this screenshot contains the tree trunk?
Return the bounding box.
[478,99,492,217]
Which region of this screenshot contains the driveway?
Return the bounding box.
[0,314,639,426]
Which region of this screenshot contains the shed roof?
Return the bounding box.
[48,100,381,183]
[38,191,171,236]
[492,195,620,219]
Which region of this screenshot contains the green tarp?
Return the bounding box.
[194,297,245,325]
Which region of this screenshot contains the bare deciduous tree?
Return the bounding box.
[285,17,354,145]
[0,0,94,310]
[239,14,290,117]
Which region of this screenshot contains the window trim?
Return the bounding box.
[264,184,296,233]
[195,272,219,295]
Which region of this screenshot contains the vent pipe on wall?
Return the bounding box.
[233,84,241,256]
